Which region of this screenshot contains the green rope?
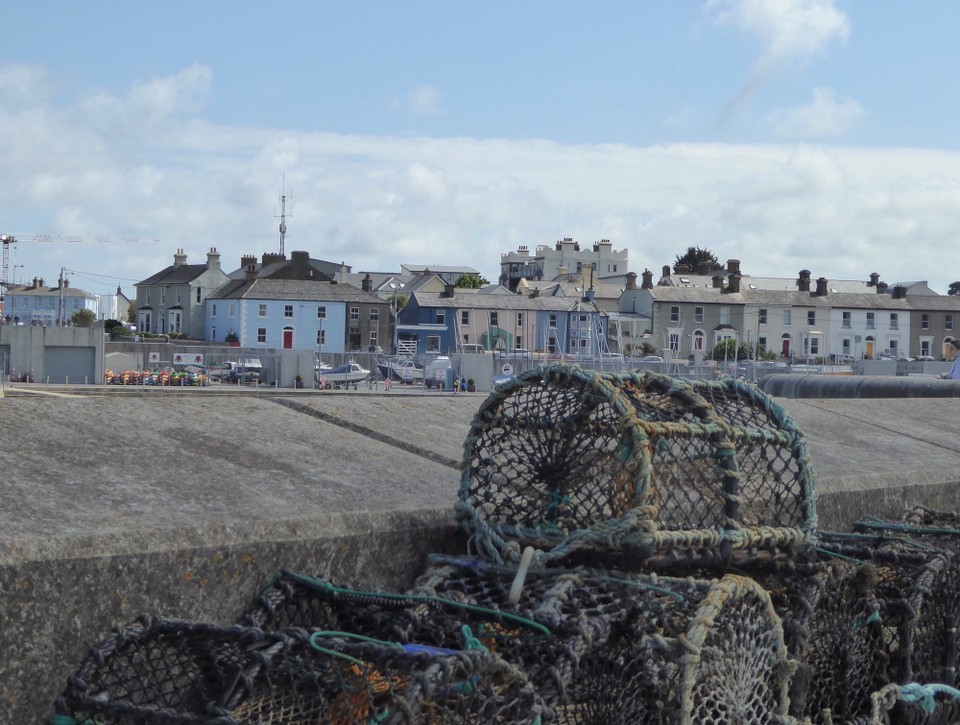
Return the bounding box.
[899,682,960,713]
[286,572,553,638]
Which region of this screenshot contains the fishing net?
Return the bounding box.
[412,555,794,724]
[54,616,544,725]
[745,557,886,724]
[817,531,960,688]
[456,365,816,568]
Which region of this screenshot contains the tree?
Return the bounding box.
[709,338,750,361]
[673,246,723,275]
[455,273,489,288]
[126,301,137,324]
[949,281,960,296]
[71,309,96,327]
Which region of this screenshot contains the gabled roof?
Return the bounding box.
[208,278,385,304]
[137,264,211,286]
[401,264,479,276]
[635,285,920,310]
[9,284,96,299]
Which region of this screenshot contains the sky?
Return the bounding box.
[2,1,960,298]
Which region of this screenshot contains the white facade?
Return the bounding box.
[500,238,629,290]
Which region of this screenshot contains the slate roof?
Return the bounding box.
[137,264,210,286]
[207,278,385,304]
[412,291,606,313]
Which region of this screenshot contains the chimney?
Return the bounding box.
[38,277,44,288]
[529,288,540,298]
[892,285,907,299]
[362,273,373,292]
[290,250,310,279]
[245,264,258,280]
[63,278,69,289]
[726,259,741,275]
[442,283,455,298]
[662,265,671,279]
[206,247,221,271]
[173,249,187,268]
[815,277,828,296]
[876,281,889,294]
[868,272,880,287]
[262,252,285,266]
[583,289,595,302]
[625,271,638,290]
[725,272,741,294]
[712,274,724,289]
[798,269,811,292]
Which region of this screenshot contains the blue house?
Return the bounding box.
[3,275,98,326]
[397,284,609,356]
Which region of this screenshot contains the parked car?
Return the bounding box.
[424,356,453,388]
[828,353,856,363]
[637,355,664,363]
[915,355,936,361]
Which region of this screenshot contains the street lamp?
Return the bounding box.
[13,264,23,285]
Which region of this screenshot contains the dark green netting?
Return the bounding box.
[456,366,816,568]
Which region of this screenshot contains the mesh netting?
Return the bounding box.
[54,616,544,725]
[817,531,960,688]
[746,557,886,724]
[456,365,816,567]
[412,555,794,724]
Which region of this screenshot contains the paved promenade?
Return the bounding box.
[1,385,958,722]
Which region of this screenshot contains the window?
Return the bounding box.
[229,304,235,317]
[317,329,325,346]
[258,304,267,317]
[350,306,360,320]
[783,310,792,326]
[490,312,498,327]
[176,287,181,303]
[549,313,557,328]
[889,340,899,354]
[758,308,767,325]
[161,288,166,304]
[196,287,201,304]
[370,308,379,322]
[257,327,266,344]
[842,311,851,328]
[921,340,931,356]
[810,338,819,355]
[669,332,680,353]
[693,330,705,351]
[517,312,524,327]
[284,305,293,318]
[461,310,470,325]
[427,335,440,353]
[670,306,680,323]
[842,338,851,354]
[211,304,217,317]
[516,336,523,349]
[211,327,216,340]
[436,310,445,324]
[694,307,704,324]
[369,331,378,347]
[947,315,954,331]
[866,312,875,329]
[921,314,929,330]
[890,313,899,330]
[807,310,816,326]
[758,336,767,352]
[146,289,151,304]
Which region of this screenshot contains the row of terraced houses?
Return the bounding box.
[4,238,960,362]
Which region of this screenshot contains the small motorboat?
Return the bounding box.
[377,357,424,384]
[317,361,370,389]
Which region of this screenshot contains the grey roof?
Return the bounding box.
[8,284,95,299]
[401,264,479,275]
[137,264,210,286]
[207,278,385,304]
[639,285,924,310]
[413,291,606,314]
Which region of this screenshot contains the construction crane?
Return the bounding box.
[1,233,158,287]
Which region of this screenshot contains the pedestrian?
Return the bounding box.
[944,339,960,379]
[385,376,392,392]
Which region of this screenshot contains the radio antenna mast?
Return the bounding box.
[276,176,292,256]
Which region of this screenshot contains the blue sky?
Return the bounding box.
[2,1,960,297]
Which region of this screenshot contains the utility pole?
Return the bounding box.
[276,176,292,256]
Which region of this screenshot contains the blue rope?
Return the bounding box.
[898,682,960,713]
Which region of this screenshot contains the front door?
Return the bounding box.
[282,327,294,349]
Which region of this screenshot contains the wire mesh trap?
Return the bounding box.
[412,554,795,724]
[816,531,960,688]
[744,557,886,724]
[54,616,545,725]
[456,365,817,568]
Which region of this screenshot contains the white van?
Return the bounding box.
[424,356,452,388]
[461,344,487,354]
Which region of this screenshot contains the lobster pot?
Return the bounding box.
[817,532,960,687]
[749,558,886,724]
[856,506,960,558]
[412,555,794,724]
[456,365,816,568]
[54,617,544,725]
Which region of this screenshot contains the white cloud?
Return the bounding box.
[3,64,960,297]
[767,87,865,138]
[392,84,444,116]
[707,0,850,71]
